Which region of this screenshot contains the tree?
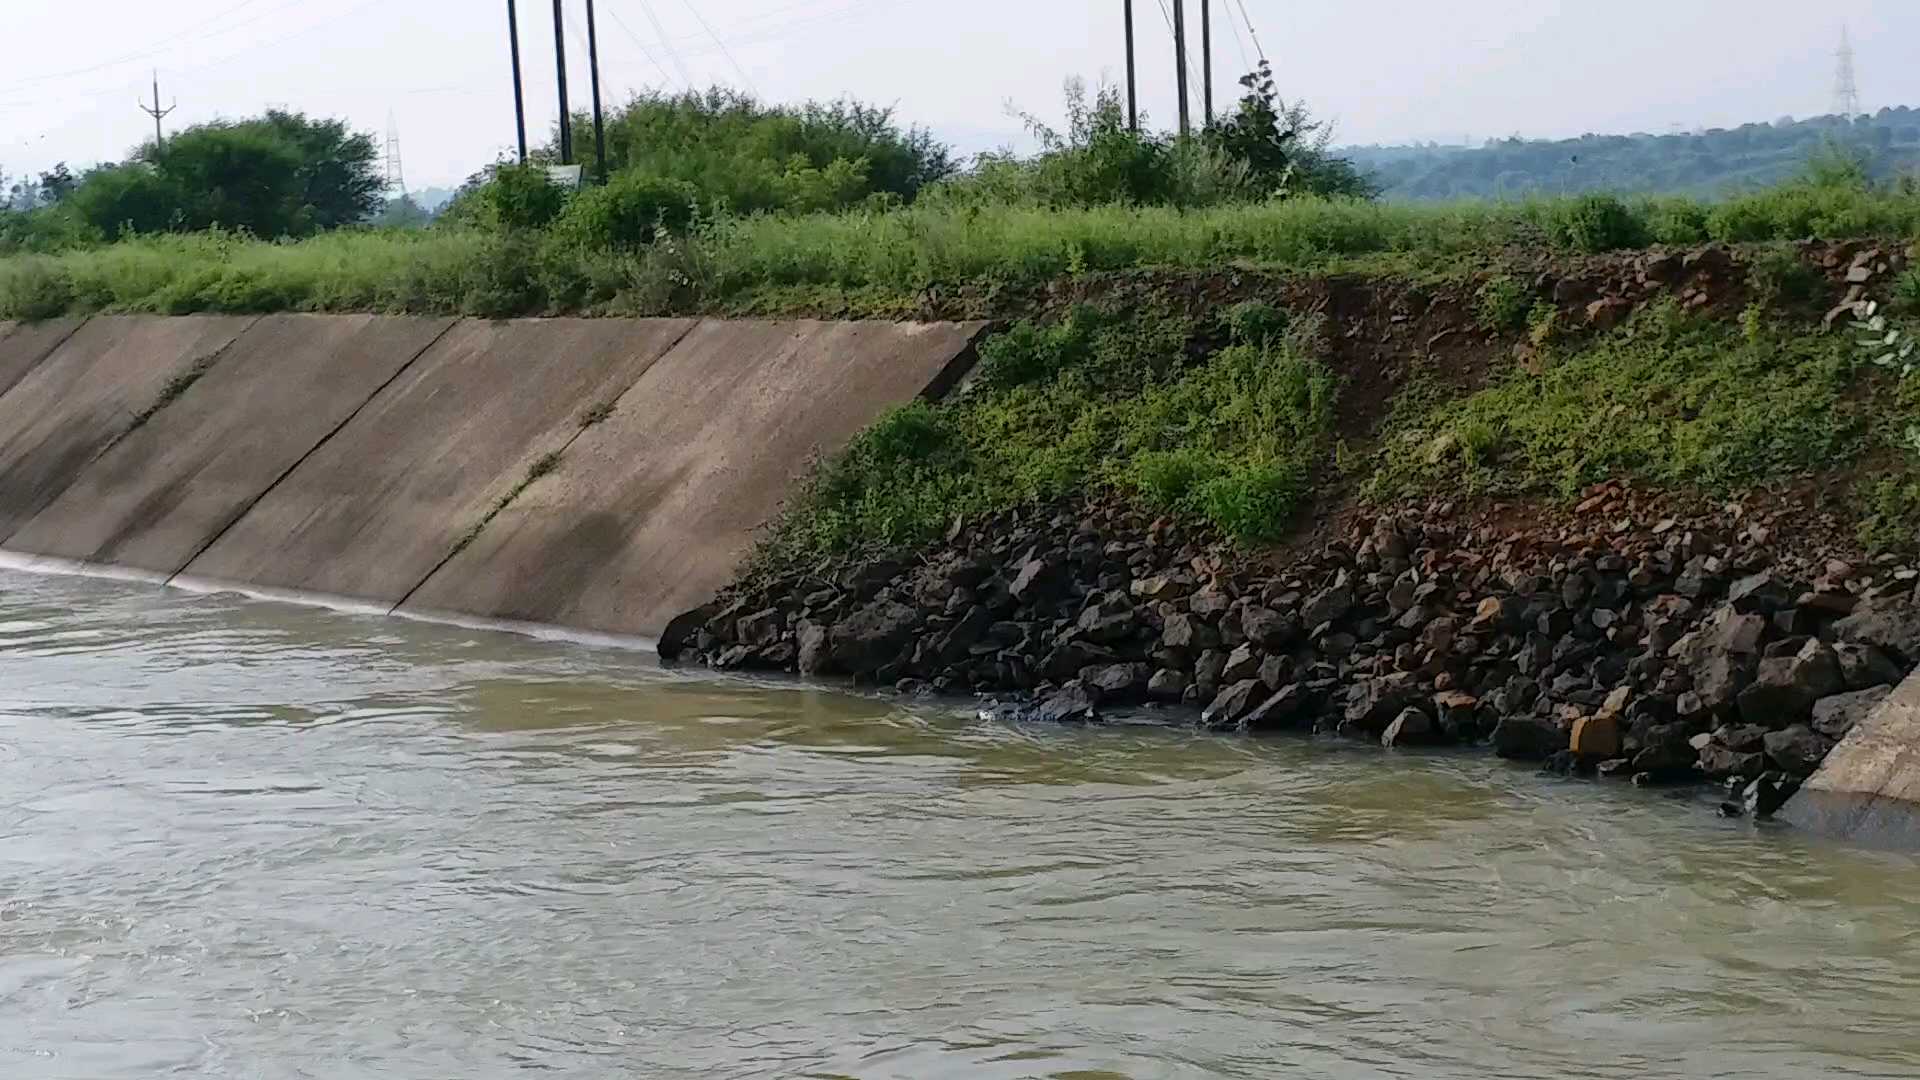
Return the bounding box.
[1207,61,1374,198]
[59,110,384,238]
[37,163,76,204]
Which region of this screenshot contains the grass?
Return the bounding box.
[758,295,1920,568]
[1363,301,1863,500]
[8,181,1920,321]
[760,303,1335,561]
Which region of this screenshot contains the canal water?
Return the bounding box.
[2,568,1918,1079]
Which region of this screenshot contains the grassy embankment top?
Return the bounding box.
[7,79,1920,322]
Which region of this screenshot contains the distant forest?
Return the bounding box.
[1345,108,1920,200]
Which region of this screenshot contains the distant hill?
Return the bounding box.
[1344,107,1920,200]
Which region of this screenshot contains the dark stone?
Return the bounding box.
[1042,640,1116,682]
[1715,723,1770,752]
[1834,642,1903,691]
[1188,588,1233,620]
[1161,613,1218,652]
[1147,668,1189,702]
[797,620,832,675]
[1193,650,1228,698]
[657,603,716,661]
[1301,584,1353,629]
[1833,604,1920,665]
[1009,553,1064,603]
[829,600,921,673]
[1493,715,1568,760]
[1343,674,1426,735]
[1257,652,1294,692]
[1201,678,1267,731]
[1075,592,1137,643]
[1742,773,1801,818]
[1697,744,1766,780]
[1032,681,1102,724]
[1736,640,1843,727]
[1221,643,1263,684]
[1083,662,1150,703]
[1241,605,1299,649]
[1243,684,1308,731]
[1727,571,1791,615]
[1811,685,1892,739]
[1380,707,1436,747]
[1762,724,1833,778]
[931,605,993,665]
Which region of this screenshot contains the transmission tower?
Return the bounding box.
[1833,24,1861,121]
[383,113,406,193]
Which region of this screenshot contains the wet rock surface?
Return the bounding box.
[665,482,1920,812]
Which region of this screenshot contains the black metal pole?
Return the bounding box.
[1172,0,1190,136]
[507,0,528,162]
[585,0,607,179]
[1123,0,1138,133]
[1200,0,1213,128]
[552,0,573,165]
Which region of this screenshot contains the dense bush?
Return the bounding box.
[576,88,953,214]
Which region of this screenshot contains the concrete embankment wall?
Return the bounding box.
[0,313,987,638]
[1781,673,1920,844]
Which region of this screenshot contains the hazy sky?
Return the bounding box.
[4,0,1918,190]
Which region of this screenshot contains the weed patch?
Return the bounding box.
[1365,303,1860,500]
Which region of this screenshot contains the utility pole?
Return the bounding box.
[552,0,574,165]
[1171,0,1190,136]
[137,71,176,154]
[1123,0,1138,132]
[585,0,608,180]
[507,0,529,162]
[1200,0,1213,128]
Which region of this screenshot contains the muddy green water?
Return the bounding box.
[3,569,1920,1079]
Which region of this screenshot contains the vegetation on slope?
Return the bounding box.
[753,278,1920,570]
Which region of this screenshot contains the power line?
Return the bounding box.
[603,7,680,89]
[635,1,696,89]
[0,0,279,92]
[678,0,758,95]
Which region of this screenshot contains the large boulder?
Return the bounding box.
[1833,604,1920,665]
[1810,684,1892,739]
[1735,639,1842,727]
[1762,724,1833,778]
[829,599,921,673]
[1492,715,1568,760]
[1381,707,1437,748]
[1201,679,1267,731]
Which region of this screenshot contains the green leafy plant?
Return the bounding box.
[1476,275,1531,332]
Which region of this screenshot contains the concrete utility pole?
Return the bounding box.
[507,0,529,162]
[552,0,574,165]
[585,0,608,179]
[137,72,176,154]
[1200,0,1213,127]
[1171,0,1190,136]
[1123,0,1138,132]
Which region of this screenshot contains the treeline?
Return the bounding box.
[1349,108,1920,200]
[0,62,1361,259]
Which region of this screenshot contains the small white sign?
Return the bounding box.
[545,165,585,191]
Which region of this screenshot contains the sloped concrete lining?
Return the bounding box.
[0,315,255,542]
[0,317,84,399]
[1780,671,1920,846]
[7,315,457,575]
[181,317,698,605]
[403,318,988,636]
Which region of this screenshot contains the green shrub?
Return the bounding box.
[1860,473,1920,552]
[1747,245,1822,309]
[1225,300,1290,346]
[1475,275,1531,332]
[1548,194,1646,253]
[1890,269,1920,316]
[551,173,699,250]
[463,164,568,232]
[1642,198,1710,245]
